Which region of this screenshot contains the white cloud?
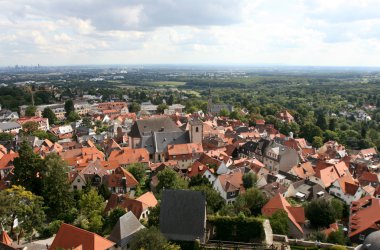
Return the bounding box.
[0,0,380,66]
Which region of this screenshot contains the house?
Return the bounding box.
[0,108,19,122]
[277,110,294,123]
[0,122,21,134]
[167,143,203,169]
[213,170,244,204]
[0,229,13,247]
[50,125,73,140]
[262,140,299,173]
[358,148,378,160]
[358,171,379,188]
[0,152,18,180]
[187,161,216,184]
[18,116,49,131]
[104,167,139,194]
[262,193,305,239]
[108,211,145,250]
[198,153,228,175]
[288,162,315,179]
[311,164,340,188]
[349,196,380,244]
[159,189,207,243]
[60,147,105,169]
[108,148,150,168]
[49,223,115,250]
[329,174,364,204]
[105,192,158,220]
[285,179,330,201]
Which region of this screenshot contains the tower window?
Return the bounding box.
[195,127,199,133]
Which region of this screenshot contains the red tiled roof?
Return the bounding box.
[262,193,304,234]
[0,230,12,245]
[49,223,115,250]
[168,143,203,156]
[349,196,380,238]
[108,148,149,166]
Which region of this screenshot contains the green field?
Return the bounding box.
[149,81,186,87]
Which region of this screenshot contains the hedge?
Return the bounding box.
[208,215,264,242]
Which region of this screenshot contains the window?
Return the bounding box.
[77,179,81,183]
[73,185,77,190]
[195,127,199,132]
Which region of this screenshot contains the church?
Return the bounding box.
[128,117,203,162]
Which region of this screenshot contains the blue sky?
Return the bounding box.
[1,0,380,66]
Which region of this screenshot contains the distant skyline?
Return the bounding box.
[1,0,380,67]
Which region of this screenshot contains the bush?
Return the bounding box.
[208,215,264,242]
[39,220,63,238]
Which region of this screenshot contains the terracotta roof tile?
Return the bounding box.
[49,223,115,250]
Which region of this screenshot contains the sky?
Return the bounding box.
[1,0,380,67]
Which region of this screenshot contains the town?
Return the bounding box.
[0,66,380,250]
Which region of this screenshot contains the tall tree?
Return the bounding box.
[25,105,37,116]
[157,103,169,114]
[41,153,74,220]
[76,188,105,233]
[316,112,328,130]
[127,163,146,183]
[22,121,39,134]
[42,107,57,125]
[0,185,45,240]
[129,102,141,113]
[130,227,180,250]
[64,100,75,117]
[167,94,174,105]
[234,188,268,216]
[242,173,257,189]
[306,199,336,228]
[156,168,188,192]
[13,141,45,195]
[269,210,288,235]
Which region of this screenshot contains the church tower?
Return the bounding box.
[189,119,203,144]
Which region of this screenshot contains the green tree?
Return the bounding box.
[331,198,345,221]
[312,136,324,148]
[0,132,14,141]
[191,185,225,214]
[77,188,105,233]
[189,174,210,187]
[104,207,126,233]
[300,122,323,143]
[157,103,169,114]
[64,100,75,117]
[130,227,179,250]
[316,112,328,130]
[242,173,257,189]
[67,111,81,122]
[129,102,141,113]
[329,118,337,131]
[22,121,39,134]
[81,117,92,128]
[306,199,336,228]
[167,94,174,105]
[13,141,45,195]
[234,188,268,216]
[25,105,37,116]
[41,153,74,220]
[219,108,230,117]
[127,163,146,183]
[269,210,288,235]
[98,183,112,200]
[148,204,160,227]
[327,230,346,245]
[32,130,58,142]
[156,168,188,192]
[42,107,57,125]
[0,185,45,240]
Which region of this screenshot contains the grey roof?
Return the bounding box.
[108,211,145,247]
[210,104,234,114]
[159,189,206,242]
[360,230,380,250]
[0,122,21,131]
[129,117,182,138]
[154,131,189,153]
